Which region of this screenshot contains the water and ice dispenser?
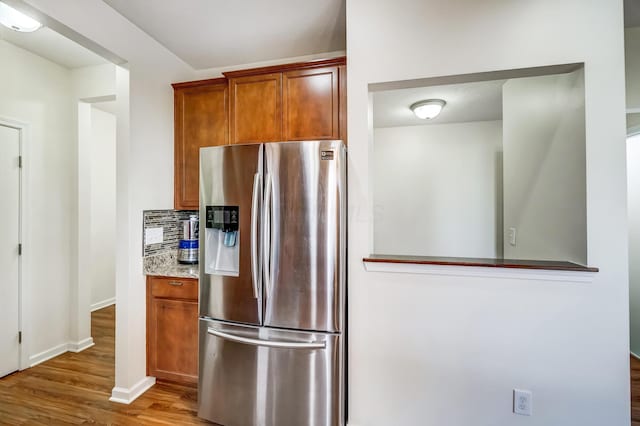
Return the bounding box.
[204,206,240,276]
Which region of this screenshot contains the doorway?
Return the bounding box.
[0,122,22,378]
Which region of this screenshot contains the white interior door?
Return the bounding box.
[0,124,21,377]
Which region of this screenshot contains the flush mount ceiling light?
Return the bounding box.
[410,99,446,120]
[0,2,42,32]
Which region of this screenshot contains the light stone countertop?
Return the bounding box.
[143,250,199,279]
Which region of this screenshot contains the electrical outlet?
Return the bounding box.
[508,227,517,246]
[145,227,164,245]
[513,389,532,416]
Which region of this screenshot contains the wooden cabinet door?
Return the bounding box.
[174,82,228,210]
[147,277,199,384]
[230,73,282,144]
[283,66,339,141]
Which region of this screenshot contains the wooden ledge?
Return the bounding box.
[363,254,599,273]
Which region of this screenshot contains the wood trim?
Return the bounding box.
[171,77,227,90]
[362,255,599,273]
[173,90,183,210]
[223,56,346,79]
[338,65,347,144]
[146,278,152,377]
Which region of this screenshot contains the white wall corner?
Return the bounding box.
[68,337,95,353]
[28,338,95,367]
[110,377,156,405]
[90,297,116,312]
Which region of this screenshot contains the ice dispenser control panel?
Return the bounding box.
[205,206,240,277]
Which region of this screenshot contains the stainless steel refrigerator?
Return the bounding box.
[198,140,346,426]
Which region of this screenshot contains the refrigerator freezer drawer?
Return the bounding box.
[198,319,344,426]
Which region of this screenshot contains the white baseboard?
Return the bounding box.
[110,376,156,404]
[29,338,95,367]
[632,351,640,360]
[91,297,116,312]
[29,342,69,367]
[68,337,94,353]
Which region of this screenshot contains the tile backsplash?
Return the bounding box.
[142,209,198,257]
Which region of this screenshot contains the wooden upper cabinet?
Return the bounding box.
[283,67,339,141]
[173,79,228,210]
[229,73,282,144]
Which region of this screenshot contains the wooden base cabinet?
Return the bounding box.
[146,276,198,384]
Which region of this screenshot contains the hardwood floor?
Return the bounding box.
[633,355,640,425]
[0,305,212,425]
[3,309,640,425]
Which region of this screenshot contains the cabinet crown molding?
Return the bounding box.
[172,77,228,90]
[222,56,346,79]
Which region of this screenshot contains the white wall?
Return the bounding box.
[628,135,640,356]
[502,70,587,264]
[347,1,628,425]
[70,63,117,349]
[0,40,73,360]
[21,0,198,397]
[373,121,503,258]
[626,27,640,110]
[89,107,116,307]
[626,26,640,374]
[629,113,640,133]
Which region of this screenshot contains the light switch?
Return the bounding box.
[145,227,164,245]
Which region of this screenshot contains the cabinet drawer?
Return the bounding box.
[149,277,198,300]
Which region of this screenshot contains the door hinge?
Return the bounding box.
[18,331,22,344]
[18,243,22,255]
[18,155,22,168]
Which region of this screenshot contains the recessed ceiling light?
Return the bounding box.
[410,99,446,120]
[0,2,42,33]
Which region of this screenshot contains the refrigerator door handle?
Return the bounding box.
[250,172,261,299]
[268,170,276,297]
[263,173,272,298]
[207,327,326,349]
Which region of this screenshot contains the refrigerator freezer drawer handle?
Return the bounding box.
[207,327,326,350]
[250,172,261,299]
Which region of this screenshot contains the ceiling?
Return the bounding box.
[626,0,640,27]
[101,0,346,70]
[373,80,505,129]
[0,26,107,69]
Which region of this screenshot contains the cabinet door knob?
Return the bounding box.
[168,281,184,286]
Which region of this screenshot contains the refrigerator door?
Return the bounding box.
[200,144,263,325]
[263,140,346,333]
[198,319,344,426]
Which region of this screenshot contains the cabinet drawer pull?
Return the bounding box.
[168,281,184,286]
